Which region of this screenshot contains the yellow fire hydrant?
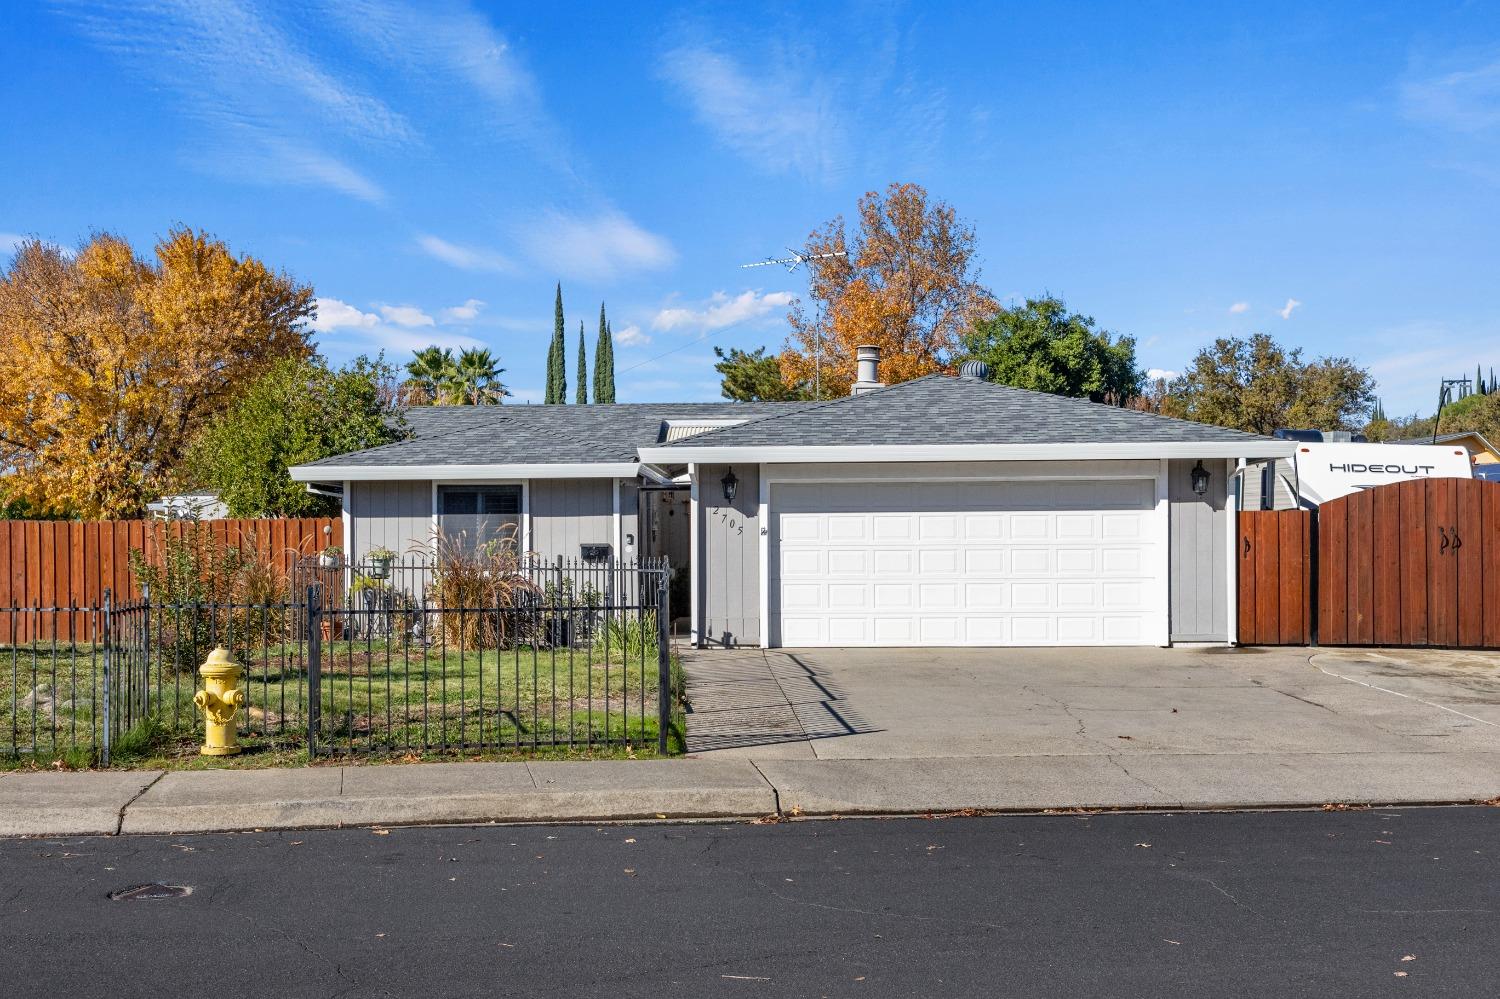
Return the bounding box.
[193,647,245,756]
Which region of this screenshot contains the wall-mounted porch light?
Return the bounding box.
[721,468,739,503]
[1190,460,1211,497]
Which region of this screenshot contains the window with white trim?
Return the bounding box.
[437,485,521,553]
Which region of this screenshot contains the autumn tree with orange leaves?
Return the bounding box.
[0,230,314,518]
[778,183,996,398]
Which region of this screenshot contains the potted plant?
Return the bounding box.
[318,545,343,571]
[366,546,397,579]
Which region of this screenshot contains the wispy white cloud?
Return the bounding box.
[312,297,379,331]
[1146,368,1179,382]
[348,326,483,356]
[416,234,514,274]
[1279,298,1303,320]
[314,295,479,355]
[379,304,435,328]
[1229,301,1249,314]
[653,290,795,333]
[56,0,404,201]
[0,232,77,259]
[1400,54,1500,133]
[515,209,675,281]
[614,324,650,347]
[658,43,845,180]
[313,0,562,155]
[1365,320,1491,415]
[440,299,485,323]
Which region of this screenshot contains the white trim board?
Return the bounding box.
[641,442,1295,464]
[291,462,639,482]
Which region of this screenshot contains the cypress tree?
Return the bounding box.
[576,321,588,404]
[546,283,566,403]
[593,303,616,403]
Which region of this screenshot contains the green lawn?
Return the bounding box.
[2,636,685,768]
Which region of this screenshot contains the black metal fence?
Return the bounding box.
[2,557,674,765]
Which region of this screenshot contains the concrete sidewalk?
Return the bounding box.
[6,645,1500,838]
[3,748,1499,837]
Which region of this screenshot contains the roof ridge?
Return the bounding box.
[662,374,948,448]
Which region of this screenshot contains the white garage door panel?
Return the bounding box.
[770,479,1161,647]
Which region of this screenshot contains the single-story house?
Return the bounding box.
[289,349,1292,649]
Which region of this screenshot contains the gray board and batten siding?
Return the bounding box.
[697,463,761,647]
[347,481,433,562]
[1167,457,1231,642]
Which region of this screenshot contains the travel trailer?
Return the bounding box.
[1240,436,1474,509]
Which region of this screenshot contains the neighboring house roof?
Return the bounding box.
[642,375,1288,462]
[1392,431,1497,457]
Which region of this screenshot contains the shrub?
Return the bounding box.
[232,549,289,640]
[593,610,659,662]
[130,525,247,669]
[419,529,537,649]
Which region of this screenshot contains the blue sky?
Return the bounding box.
[3,1,1499,414]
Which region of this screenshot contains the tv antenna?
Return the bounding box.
[741,247,846,273]
[740,246,847,399]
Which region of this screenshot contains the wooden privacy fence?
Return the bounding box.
[1237,510,1313,645]
[1239,478,1500,649]
[0,517,341,644]
[1318,478,1500,649]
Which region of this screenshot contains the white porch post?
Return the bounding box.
[688,463,700,647]
[758,465,770,648]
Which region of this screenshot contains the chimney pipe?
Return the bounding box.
[851,344,884,395]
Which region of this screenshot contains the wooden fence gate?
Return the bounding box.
[1237,509,1313,645]
[1317,478,1500,649]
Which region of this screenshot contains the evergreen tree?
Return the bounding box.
[576,321,588,404]
[593,303,616,403]
[546,283,566,403]
[1478,364,1484,398]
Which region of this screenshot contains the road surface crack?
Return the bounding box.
[1188,876,1261,917]
[742,870,1004,932]
[230,905,383,997]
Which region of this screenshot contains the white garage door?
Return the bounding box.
[771,479,1162,647]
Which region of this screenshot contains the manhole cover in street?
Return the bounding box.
[108,883,193,901]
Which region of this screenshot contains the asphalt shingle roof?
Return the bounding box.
[303,376,1271,470]
[659,374,1272,449]
[303,400,810,468]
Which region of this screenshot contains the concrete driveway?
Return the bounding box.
[683,644,1500,762]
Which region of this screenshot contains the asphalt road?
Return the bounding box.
[2,807,1497,998]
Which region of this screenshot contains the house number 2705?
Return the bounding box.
[713,508,745,535]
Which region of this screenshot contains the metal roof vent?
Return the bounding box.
[851,345,885,395]
[959,359,991,380]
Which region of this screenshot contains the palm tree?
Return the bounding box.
[405,346,457,404]
[453,347,509,405]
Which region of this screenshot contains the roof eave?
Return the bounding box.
[288,462,641,482]
[639,442,1296,464]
